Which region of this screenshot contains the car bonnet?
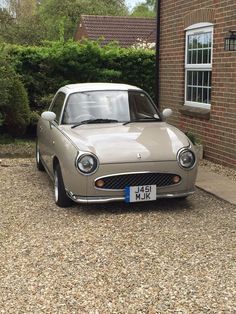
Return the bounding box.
[61,122,190,164]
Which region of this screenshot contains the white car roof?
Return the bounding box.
[59,83,142,94]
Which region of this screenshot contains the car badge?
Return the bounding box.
[137,153,142,159]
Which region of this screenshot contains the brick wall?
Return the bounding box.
[159,0,236,169]
[74,21,87,41]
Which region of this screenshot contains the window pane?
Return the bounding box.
[187,71,192,85]
[203,33,209,48]
[198,71,203,86]
[207,33,212,47]
[209,71,212,86]
[203,71,208,86]
[188,50,192,64]
[188,35,193,49]
[192,87,197,101]
[192,50,197,64]
[203,49,208,63]
[197,34,204,48]
[187,87,192,101]
[203,88,208,103]
[193,35,198,49]
[197,88,203,102]
[193,71,197,85]
[197,49,203,64]
[208,49,211,63]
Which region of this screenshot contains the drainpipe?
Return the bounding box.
[155,0,161,108]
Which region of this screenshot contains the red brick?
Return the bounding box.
[159,0,236,169]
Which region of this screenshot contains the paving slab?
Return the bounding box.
[196,166,236,205]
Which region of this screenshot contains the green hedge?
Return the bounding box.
[5,40,156,113]
[0,56,30,137]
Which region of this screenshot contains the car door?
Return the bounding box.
[42,92,66,174]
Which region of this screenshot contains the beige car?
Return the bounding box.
[36,83,198,207]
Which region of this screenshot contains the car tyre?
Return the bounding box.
[54,163,73,207]
[36,141,45,171]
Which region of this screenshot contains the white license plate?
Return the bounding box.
[125,185,156,203]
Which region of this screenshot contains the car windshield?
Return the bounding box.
[62,90,161,125]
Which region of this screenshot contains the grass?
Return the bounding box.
[0,134,35,145]
[0,134,35,157]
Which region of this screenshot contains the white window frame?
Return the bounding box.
[184,23,213,109]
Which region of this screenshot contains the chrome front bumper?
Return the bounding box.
[67,190,195,204]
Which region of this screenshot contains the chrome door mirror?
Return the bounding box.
[162,108,173,119]
[41,111,56,122]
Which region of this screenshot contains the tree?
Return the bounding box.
[0,0,129,44]
[0,8,14,42]
[131,0,156,17]
[0,0,45,45]
[7,0,37,21]
[38,0,128,41]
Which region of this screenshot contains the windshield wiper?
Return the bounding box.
[123,116,160,126]
[71,119,118,129]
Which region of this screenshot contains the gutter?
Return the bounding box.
[155,0,161,108]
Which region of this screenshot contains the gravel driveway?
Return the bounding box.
[0,158,235,313]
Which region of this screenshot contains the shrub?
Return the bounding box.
[185,131,201,145]
[1,41,155,137]
[0,54,30,137]
[26,110,40,137]
[4,40,156,113]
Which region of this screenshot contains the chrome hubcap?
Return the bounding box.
[36,146,40,164]
[54,172,59,202]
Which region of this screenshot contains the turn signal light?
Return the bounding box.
[96,179,105,188]
[173,175,181,184]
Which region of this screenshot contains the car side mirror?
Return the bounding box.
[41,111,56,122]
[162,108,173,119]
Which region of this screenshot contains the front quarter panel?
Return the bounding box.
[50,126,88,196]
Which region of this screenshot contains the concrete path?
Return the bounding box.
[196,166,236,205]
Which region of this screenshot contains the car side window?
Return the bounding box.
[50,92,66,123]
[129,92,159,119]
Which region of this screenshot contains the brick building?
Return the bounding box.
[74,15,156,48]
[157,0,236,169]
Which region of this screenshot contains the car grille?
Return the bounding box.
[95,173,181,190]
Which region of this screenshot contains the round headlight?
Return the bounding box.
[77,154,98,174]
[178,149,195,169]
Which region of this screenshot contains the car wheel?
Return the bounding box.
[36,141,45,171]
[54,163,73,207]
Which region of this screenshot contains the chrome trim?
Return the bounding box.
[67,190,195,204]
[36,145,40,164]
[100,160,175,165]
[94,171,182,191]
[96,171,160,180]
[177,147,197,170]
[54,170,59,202]
[75,152,99,176]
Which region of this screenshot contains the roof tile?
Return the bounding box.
[74,15,156,47]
